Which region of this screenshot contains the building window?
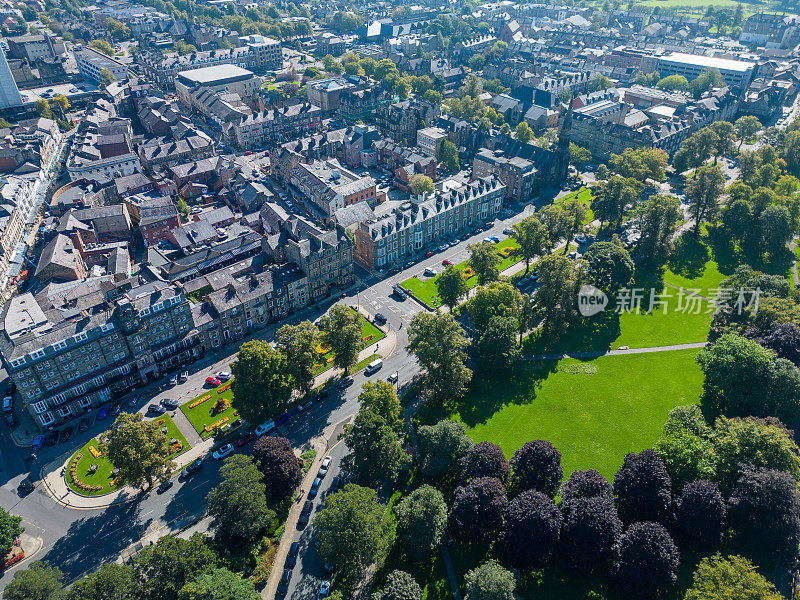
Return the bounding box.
[40,412,54,426]
[31,400,47,414]
[57,405,72,418]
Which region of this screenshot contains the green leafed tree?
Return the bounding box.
[408,174,434,197]
[373,571,422,600]
[511,215,549,273]
[583,240,635,293]
[734,115,761,150]
[394,485,448,559]
[463,560,516,600]
[341,408,409,485]
[320,305,363,374]
[67,564,134,600]
[686,163,725,233]
[4,562,63,600]
[630,194,681,266]
[436,265,468,310]
[407,312,471,408]
[467,242,501,285]
[438,140,460,172]
[0,507,23,560]
[231,340,292,425]
[515,121,534,143]
[132,534,218,600]
[101,413,174,490]
[314,484,391,577]
[275,321,320,394]
[656,74,689,92]
[179,567,260,600]
[684,554,783,600]
[206,455,274,546]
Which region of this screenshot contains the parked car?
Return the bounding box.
[18,478,35,494]
[237,433,256,447]
[425,250,435,257]
[45,431,58,446]
[161,399,179,410]
[286,541,299,568]
[148,403,166,414]
[309,477,322,498]
[157,479,173,493]
[181,459,203,478]
[483,237,493,244]
[277,569,292,596]
[392,286,407,300]
[2,396,12,412]
[423,267,437,277]
[169,375,178,386]
[438,244,449,252]
[299,500,313,525]
[216,371,232,381]
[110,404,121,415]
[318,580,331,600]
[60,427,73,443]
[489,235,500,243]
[449,239,459,247]
[205,377,221,387]
[339,376,354,388]
[32,434,45,449]
[297,400,313,412]
[387,371,399,384]
[97,405,110,420]
[374,313,387,325]
[78,418,90,432]
[319,456,332,478]
[442,259,453,266]
[276,412,291,426]
[330,475,341,493]
[179,371,189,383]
[212,444,233,460]
[255,419,275,436]
[5,413,16,427]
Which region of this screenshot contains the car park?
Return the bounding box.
[310,477,322,498]
[319,455,332,478]
[181,459,203,478]
[286,542,299,568]
[213,444,233,460]
[148,403,166,414]
[161,399,179,410]
[32,434,45,449]
[255,419,275,436]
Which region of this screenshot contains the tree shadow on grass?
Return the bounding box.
[706,226,794,280]
[522,311,622,356]
[668,232,711,279]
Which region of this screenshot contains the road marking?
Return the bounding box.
[141,510,153,517]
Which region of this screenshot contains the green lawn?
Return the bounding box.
[402,239,522,307]
[180,385,240,439]
[313,310,386,374]
[449,349,704,478]
[554,187,594,224]
[65,414,189,496]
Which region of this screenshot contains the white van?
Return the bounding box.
[364,358,383,375]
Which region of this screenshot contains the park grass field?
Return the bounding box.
[65,414,189,496]
[180,385,239,439]
[554,187,594,224]
[451,349,704,479]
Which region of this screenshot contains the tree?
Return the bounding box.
[463,560,515,600]
[690,68,725,98]
[359,381,402,431]
[589,74,613,92]
[583,241,634,293]
[710,416,800,492]
[68,564,134,600]
[407,312,471,408]
[394,485,448,559]
[708,121,735,161]
[467,281,522,332]
[320,305,362,374]
[561,469,613,502]
[132,534,218,600]
[501,490,561,570]
[373,571,422,600]
[560,497,622,574]
[759,322,800,366]
[467,242,501,285]
[674,128,719,174]
[592,176,640,231]
[252,436,301,503]
[231,340,292,425]
[654,431,715,491]
[728,467,800,562]
[105,17,131,40]
[35,99,53,119]
[51,94,70,116]
[101,413,173,490]
[532,253,582,332]
[408,174,434,197]
[423,89,443,105]
[514,121,533,143]
[468,54,485,71]
[613,449,672,525]
[510,440,562,497]
[0,507,23,559]
[450,477,508,543]
[475,315,519,367]
[314,484,391,576]
[275,321,319,394]
[178,568,260,600]
[438,140,460,172]
[459,441,510,484]
[342,408,409,484]
[5,563,63,600]
[684,554,783,600]
[176,199,190,219]
[511,215,549,273]
[596,164,610,180]
[686,163,725,233]
[417,419,474,480]
[656,74,689,92]
[609,147,668,181]
[436,265,468,310]
[206,454,274,546]
[569,143,592,167]
[759,203,793,257]
[672,479,725,551]
[613,522,679,600]
[91,39,115,55]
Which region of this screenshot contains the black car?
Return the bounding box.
[181,458,203,478]
[60,427,73,443]
[299,500,313,525]
[339,376,354,388]
[374,313,387,325]
[286,541,299,568]
[330,475,341,493]
[45,431,58,446]
[277,569,292,596]
[18,478,35,494]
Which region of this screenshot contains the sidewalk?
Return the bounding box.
[261,417,352,600]
[38,437,215,510]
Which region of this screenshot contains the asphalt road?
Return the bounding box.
[0,194,544,592]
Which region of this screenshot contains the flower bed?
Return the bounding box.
[217,383,230,393]
[88,445,102,458]
[204,416,230,433]
[463,267,475,279]
[188,394,211,409]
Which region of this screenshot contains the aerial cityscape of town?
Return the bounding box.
[0,0,798,598]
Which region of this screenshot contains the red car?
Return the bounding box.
[205,376,221,386]
[236,433,256,447]
[425,251,435,257]
[442,259,453,266]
